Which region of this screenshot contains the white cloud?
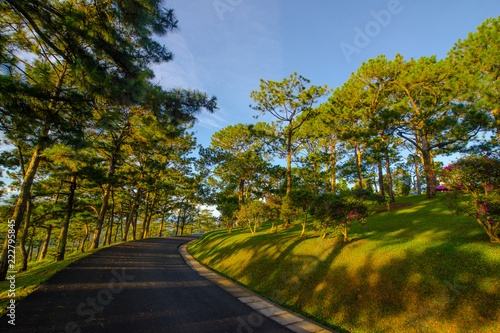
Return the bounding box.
[196,112,228,130]
[152,33,205,91]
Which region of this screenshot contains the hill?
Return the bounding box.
[189,194,500,333]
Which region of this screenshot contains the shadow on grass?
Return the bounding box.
[190,202,500,333]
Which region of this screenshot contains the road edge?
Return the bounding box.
[178,239,337,333]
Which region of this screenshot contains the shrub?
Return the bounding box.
[309,193,367,242]
[348,188,373,200]
[441,152,500,243]
[264,194,282,233]
[236,200,267,234]
[367,193,386,205]
[280,190,315,236]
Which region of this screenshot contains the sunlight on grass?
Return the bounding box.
[189,196,500,333]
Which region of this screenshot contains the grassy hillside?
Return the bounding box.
[189,194,500,333]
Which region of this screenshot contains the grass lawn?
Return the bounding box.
[189,194,500,333]
[0,245,117,316]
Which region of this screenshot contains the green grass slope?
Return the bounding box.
[189,194,500,333]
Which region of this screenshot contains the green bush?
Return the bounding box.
[264,194,282,233]
[309,193,367,241]
[281,190,315,236]
[236,200,267,234]
[441,152,500,243]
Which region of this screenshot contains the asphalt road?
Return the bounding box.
[1,237,292,332]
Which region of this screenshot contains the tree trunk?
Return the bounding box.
[28,229,35,261]
[329,144,337,193]
[300,212,308,237]
[377,159,385,196]
[0,63,67,280]
[180,208,188,236]
[372,166,378,194]
[35,240,42,261]
[115,211,122,243]
[91,159,117,249]
[107,187,115,245]
[55,174,77,261]
[19,197,32,272]
[80,222,89,252]
[144,190,158,239]
[175,210,181,236]
[38,225,53,261]
[145,202,156,238]
[238,178,245,206]
[355,144,363,189]
[421,137,437,198]
[415,149,421,195]
[385,150,395,203]
[123,189,141,241]
[158,205,167,237]
[132,209,138,240]
[286,125,293,195]
[0,131,47,280]
[139,191,150,240]
[103,217,110,246]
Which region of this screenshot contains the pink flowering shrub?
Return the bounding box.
[309,194,367,242]
[236,200,269,234]
[441,152,500,243]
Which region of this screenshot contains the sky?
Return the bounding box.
[2,1,499,200]
[152,0,500,155]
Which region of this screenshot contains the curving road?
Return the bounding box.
[1,237,291,332]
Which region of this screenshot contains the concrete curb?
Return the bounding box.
[179,239,337,333]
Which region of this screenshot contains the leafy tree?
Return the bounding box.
[387,54,488,198]
[292,111,345,195]
[311,108,347,194]
[250,72,330,195]
[449,16,500,146]
[391,167,412,196]
[0,0,179,280]
[201,123,270,206]
[325,81,370,190]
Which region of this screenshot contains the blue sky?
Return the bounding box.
[153,0,500,154]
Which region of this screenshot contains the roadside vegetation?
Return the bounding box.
[1,4,498,332]
[189,194,500,333]
[0,246,107,316]
[0,1,218,282]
